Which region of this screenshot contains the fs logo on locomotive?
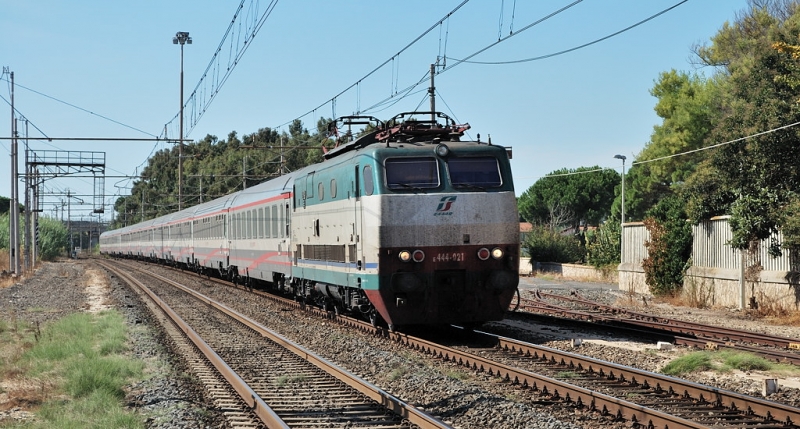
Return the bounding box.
[435,196,457,216]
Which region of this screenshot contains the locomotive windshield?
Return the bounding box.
[448,156,502,188]
[385,157,440,189]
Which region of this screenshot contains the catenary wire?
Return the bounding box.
[0,77,157,138]
[446,0,689,65]
[526,119,800,180]
[274,0,472,129]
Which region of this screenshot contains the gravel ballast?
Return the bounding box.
[2,259,800,428]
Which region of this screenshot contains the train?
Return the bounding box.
[100,111,520,330]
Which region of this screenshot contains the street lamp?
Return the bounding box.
[614,154,626,262]
[613,154,626,225]
[173,31,191,211]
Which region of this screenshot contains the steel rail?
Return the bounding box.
[115,259,799,427]
[475,330,800,426]
[123,264,450,429]
[97,260,289,428]
[538,291,800,349]
[515,298,800,365]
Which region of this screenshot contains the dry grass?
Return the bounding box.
[769,311,800,326]
[0,249,9,272]
[0,250,35,289]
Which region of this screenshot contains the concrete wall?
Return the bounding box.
[521,259,617,283]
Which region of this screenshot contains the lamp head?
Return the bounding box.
[614,154,626,161]
[174,32,191,45]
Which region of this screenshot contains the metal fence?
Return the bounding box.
[624,216,793,272]
[621,216,798,307]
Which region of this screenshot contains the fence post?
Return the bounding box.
[739,249,746,309]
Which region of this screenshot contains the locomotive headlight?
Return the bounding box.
[434,143,450,157]
[412,249,425,263]
[398,250,412,262]
[477,248,490,261]
[491,247,504,259]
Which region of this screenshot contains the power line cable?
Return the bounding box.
[177,0,281,137]
[0,92,51,140]
[446,0,688,66]
[274,0,472,129]
[288,0,584,126]
[526,119,800,181]
[441,0,584,72]
[631,119,800,166]
[0,77,157,138]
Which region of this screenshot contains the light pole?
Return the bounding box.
[614,154,626,262]
[173,31,191,211]
[614,154,626,225]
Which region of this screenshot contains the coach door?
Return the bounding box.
[352,164,365,274]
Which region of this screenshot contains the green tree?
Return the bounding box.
[684,0,800,253]
[522,225,585,264]
[518,166,619,231]
[110,119,333,229]
[0,196,10,215]
[621,70,718,221]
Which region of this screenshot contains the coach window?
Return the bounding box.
[272,205,279,238]
[330,178,337,198]
[235,214,240,240]
[318,182,324,201]
[385,157,440,190]
[363,165,374,196]
[247,211,252,239]
[264,206,271,238]
[257,208,263,238]
[448,156,502,188]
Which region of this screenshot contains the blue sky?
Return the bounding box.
[1,0,748,222]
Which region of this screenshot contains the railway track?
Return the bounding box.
[102,258,800,429]
[98,259,449,429]
[515,291,800,365]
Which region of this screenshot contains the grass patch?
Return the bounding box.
[275,374,308,388]
[662,350,798,376]
[1,311,145,429]
[443,369,470,381]
[556,371,579,379]
[387,366,408,382]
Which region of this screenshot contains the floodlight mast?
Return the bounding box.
[173,31,191,211]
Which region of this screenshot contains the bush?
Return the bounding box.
[523,225,585,264]
[642,195,692,296]
[586,218,620,268]
[37,216,69,260]
[0,213,68,261]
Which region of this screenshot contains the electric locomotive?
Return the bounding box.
[285,111,519,329]
[100,111,519,330]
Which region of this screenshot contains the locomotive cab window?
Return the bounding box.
[448,156,502,188]
[385,157,440,190]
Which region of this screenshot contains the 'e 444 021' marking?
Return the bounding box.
[432,252,465,263]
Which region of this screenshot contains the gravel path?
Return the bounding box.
[2,259,799,428]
